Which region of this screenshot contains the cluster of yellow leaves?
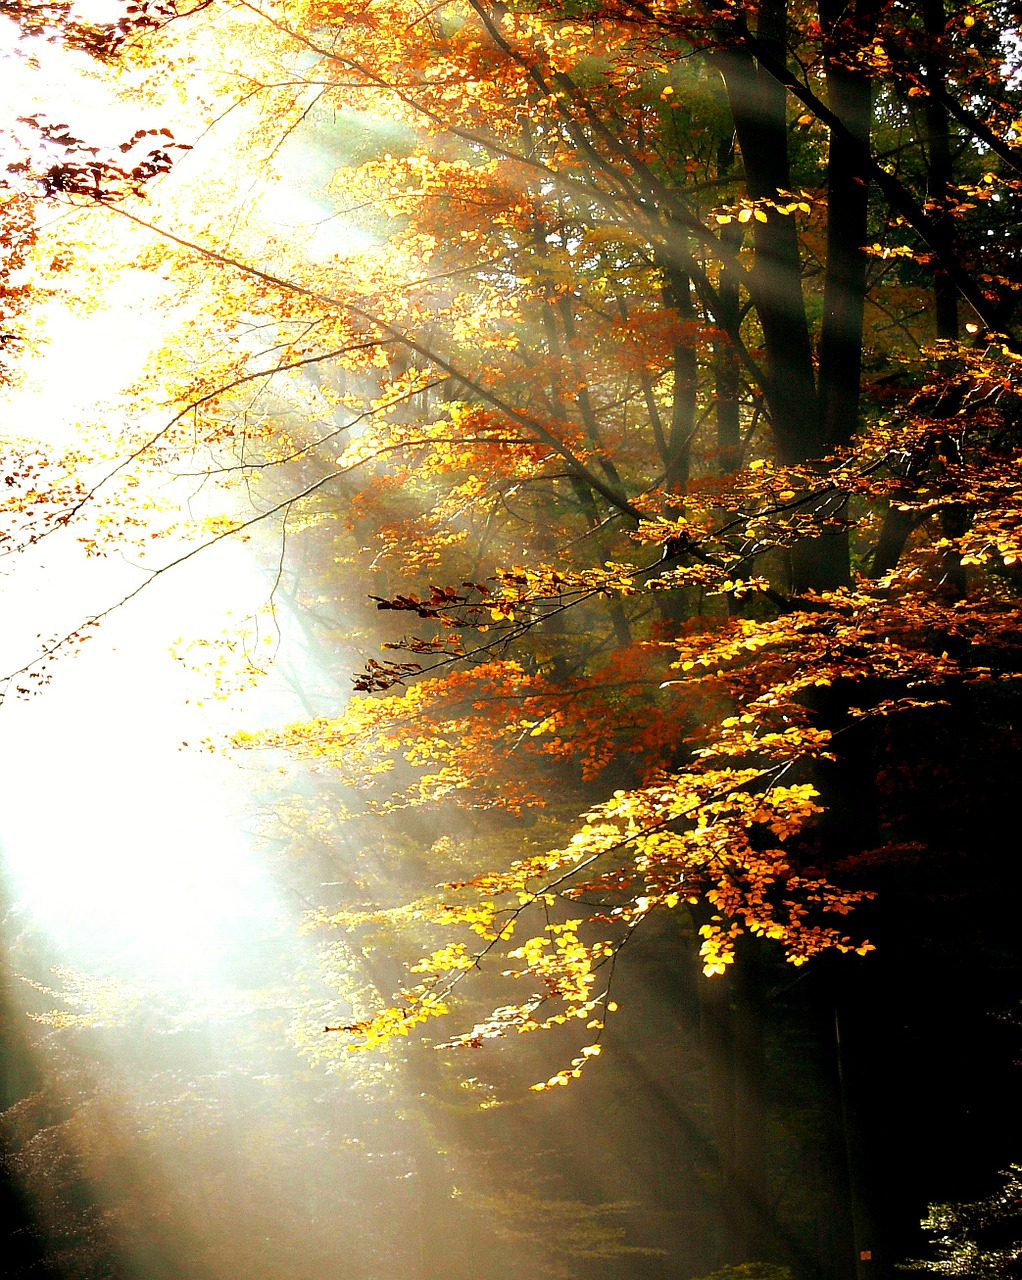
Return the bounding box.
[318,747,872,1059]
[332,991,452,1051]
[22,966,143,1029]
[711,192,813,226]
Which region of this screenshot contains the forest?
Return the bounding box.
[1,0,1022,1277]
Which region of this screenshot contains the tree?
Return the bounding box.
[6,0,1022,1276]
[145,0,1022,1020]
[908,1166,1022,1280]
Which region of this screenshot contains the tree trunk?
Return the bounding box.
[718,0,820,466]
[541,299,632,643]
[698,954,773,1265]
[699,967,741,1261]
[715,133,744,473]
[790,0,874,591]
[922,0,959,342]
[818,0,874,451]
[921,0,968,594]
[720,0,856,591]
[731,952,771,1261]
[664,263,698,493]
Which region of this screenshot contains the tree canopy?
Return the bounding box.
[3,0,1022,1277]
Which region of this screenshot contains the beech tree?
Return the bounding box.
[42,0,1007,1058]
[6,0,1022,1275]
[127,0,1019,1018]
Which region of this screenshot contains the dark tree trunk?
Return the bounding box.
[719,0,820,466]
[698,955,774,1266]
[720,0,857,591]
[699,968,741,1261]
[818,0,874,452]
[731,953,771,1261]
[922,0,959,342]
[715,133,744,473]
[921,0,968,593]
[788,0,875,591]
[869,508,917,579]
[715,251,744,474]
[664,264,698,493]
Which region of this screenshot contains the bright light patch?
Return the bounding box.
[71,0,126,22]
[0,536,287,990]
